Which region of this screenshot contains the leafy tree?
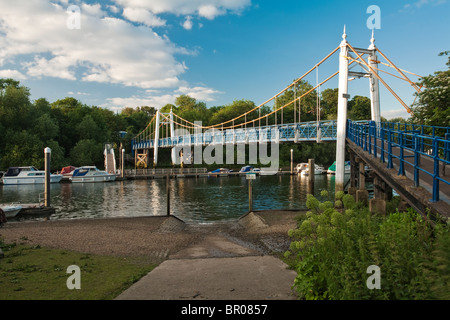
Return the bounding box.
[33,98,52,115]
[388,117,408,123]
[411,53,450,127]
[209,99,257,126]
[76,114,102,140]
[0,81,32,129]
[275,80,318,124]
[70,139,104,167]
[34,114,59,142]
[1,129,44,169]
[174,95,211,125]
[321,88,339,120]
[348,95,371,120]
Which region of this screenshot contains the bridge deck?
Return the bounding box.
[348,121,450,219]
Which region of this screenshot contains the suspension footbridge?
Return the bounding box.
[131,29,450,220]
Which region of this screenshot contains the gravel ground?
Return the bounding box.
[0,211,303,262]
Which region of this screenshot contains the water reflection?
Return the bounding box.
[0,174,338,223]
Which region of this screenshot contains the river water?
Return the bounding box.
[0,174,337,223]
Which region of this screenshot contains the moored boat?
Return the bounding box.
[239,165,254,174]
[300,164,326,176]
[60,166,76,182]
[326,161,351,175]
[259,167,278,176]
[0,204,23,218]
[70,166,116,183]
[208,168,231,177]
[1,167,63,185]
[295,163,308,174]
[252,168,261,175]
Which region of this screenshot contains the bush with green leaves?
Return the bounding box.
[285,193,449,300]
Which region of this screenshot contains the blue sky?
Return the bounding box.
[0,0,448,120]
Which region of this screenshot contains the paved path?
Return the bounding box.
[115,212,299,300]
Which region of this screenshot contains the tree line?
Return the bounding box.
[0,53,447,171]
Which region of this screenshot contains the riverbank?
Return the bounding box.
[0,211,301,259]
[0,211,302,300]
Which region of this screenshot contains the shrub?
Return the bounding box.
[286,195,448,300]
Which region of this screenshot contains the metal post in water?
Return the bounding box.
[308,158,314,195]
[121,148,125,178]
[44,147,51,207]
[248,179,253,212]
[290,149,294,175]
[166,174,170,216]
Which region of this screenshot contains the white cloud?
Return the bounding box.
[68,91,90,96]
[0,1,244,113]
[106,85,221,111]
[382,108,411,120]
[113,0,251,19]
[0,1,188,89]
[0,69,27,80]
[176,86,222,102]
[403,0,447,9]
[81,3,104,18]
[106,94,176,112]
[182,16,193,30]
[122,7,166,27]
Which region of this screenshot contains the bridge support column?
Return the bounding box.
[356,160,369,205]
[335,27,349,193]
[153,110,160,167]
[369,173,386,215]
[170,109,176,165]
[369,31,381,125]
[348,152,358,200]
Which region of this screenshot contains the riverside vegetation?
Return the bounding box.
[0,238,155,300]
[284,191,449,300]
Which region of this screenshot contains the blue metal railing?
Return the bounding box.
[132,120,338,150]
[347,120,450,202]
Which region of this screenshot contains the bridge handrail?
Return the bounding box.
[132,120,338,150]
[125,168,208,176]
[347,120,450,202]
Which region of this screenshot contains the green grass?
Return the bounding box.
[0,241,156,300]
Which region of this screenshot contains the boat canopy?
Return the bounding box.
[239,165,253,172]
[72,167,94,177]
[61,166,76,174]
[4,167,38,177]
[327,161,350,171]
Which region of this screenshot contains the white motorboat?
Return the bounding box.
[259,168,278,176]
[208,168,232,177]
[0,204,23,218]
[295,163,308,174]
[70,166,117,183]
[252,168,261,174]
[300,164,326,176]
[1,167,63,185]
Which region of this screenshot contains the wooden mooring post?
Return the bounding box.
[44,147,51,208]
